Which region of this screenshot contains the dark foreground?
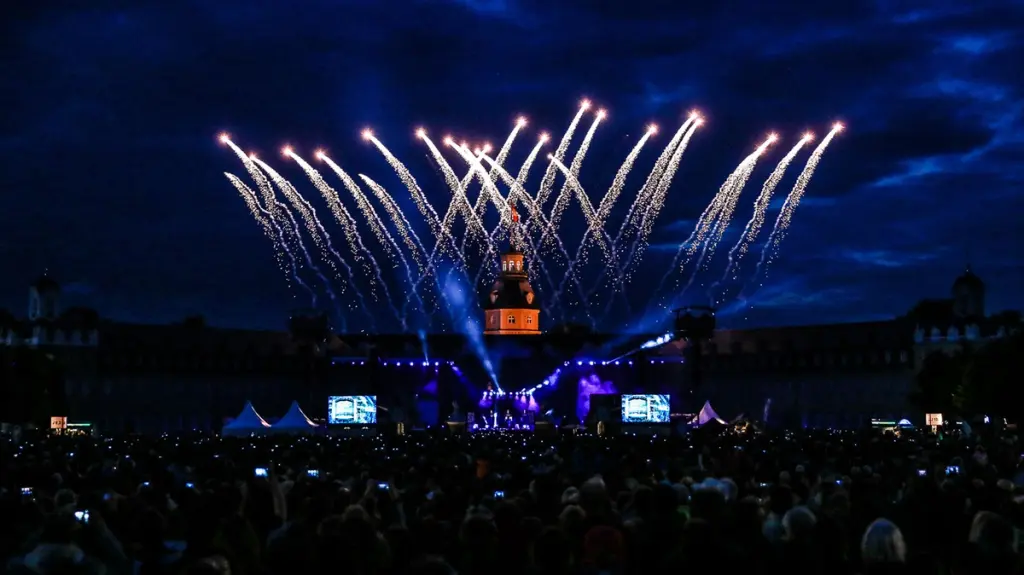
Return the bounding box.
[2,427,1022,575]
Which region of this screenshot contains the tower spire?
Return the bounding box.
[508,200,521,251]
[483,201,541,335]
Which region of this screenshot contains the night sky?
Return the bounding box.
[2,1,1022,334]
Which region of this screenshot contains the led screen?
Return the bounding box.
[620,394,670,423]
[328,395,377,425]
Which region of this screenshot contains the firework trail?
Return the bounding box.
[413,136,485,321]
[545,156,611,258]
[615,114,698,250]
[456,135,510,264]
[625,118,703,278]
[697,135,776,268]
[517,133,548,190]
[254,169,328,310]
[585,114,697,316]
[503,135,550,280]
[458,120,527,274]
[358,172,453,318]
[420,134,484,256]
[292,151,424,319]
[222,139,313,299]
[706,134,812,305]
[649,134,777,314]
[476,153,569,305]
[446,146,488,235]
[252,157,404,327]
[502,134,553,272]
[448,143,510,269]
[225,173,311,300]
[291,151,392,259]
[355,173,429,273]
[558,125,654,317]
[469,118,526,222]
[745,123,843,299]
[597,126,657,222]
[251,156,350,273]
[220,106,844,332]
[527,101,590,258]
[535,100,590,208]
[249,157,349,312]
[670,134,777,305]
[366,131,443,238]
[548,109,605,236]
[546,156,615,325]
[420,137,490,280]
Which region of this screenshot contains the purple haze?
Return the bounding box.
[577,374,617,420]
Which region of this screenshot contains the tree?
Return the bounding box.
[963,329,1024,420]
[910,348,970,415]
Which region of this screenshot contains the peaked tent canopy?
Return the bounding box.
[271,401,317,434]
[223,401,272,436]
[690,401,727,427]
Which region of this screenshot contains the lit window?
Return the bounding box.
[502,260,507,271]
[507,315,516,325]
[526,316,533,325]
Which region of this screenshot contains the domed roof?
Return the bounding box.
[32,275,60,292]
[953,267,984,289]
[484,278,540,310]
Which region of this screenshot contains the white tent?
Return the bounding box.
[271,401,317,434]
[222,401,271,436]
[690,401,727,426]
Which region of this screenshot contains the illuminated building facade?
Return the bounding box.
[483,205,541,335]
[0,267,1016,432]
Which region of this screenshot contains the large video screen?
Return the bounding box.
[621,394,670,423]
[328,395,377,425]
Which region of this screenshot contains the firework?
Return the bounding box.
[707,134,813,305]
[745,123,843,299]
[220,104,841,332]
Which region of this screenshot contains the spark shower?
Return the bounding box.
[220,99,842,333]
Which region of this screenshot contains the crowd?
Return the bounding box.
[1,425,1021,575]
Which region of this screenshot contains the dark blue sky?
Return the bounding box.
[2,1,1022,333]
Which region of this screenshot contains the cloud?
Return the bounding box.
[2,0,1022,330]
[838,249,939,269]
